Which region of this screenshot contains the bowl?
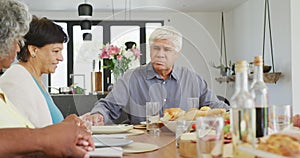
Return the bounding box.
[162,120,195,133]
[263,65,272,73]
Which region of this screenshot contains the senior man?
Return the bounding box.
[89,26,229,125]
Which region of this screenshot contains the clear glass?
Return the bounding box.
[146,102,161,136]
[187,97,199,109]
[250,58,269,138]
[176,120,189,147]
[269,104,292,133]
[196,116,224,158]
[230,62,256,158]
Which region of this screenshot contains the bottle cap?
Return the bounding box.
[253,56,263,66]
[235,60,248,73]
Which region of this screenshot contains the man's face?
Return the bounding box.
[150,39,179,73]
[0,40,20,69]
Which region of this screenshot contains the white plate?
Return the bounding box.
[123,142,159,154]
[92,125,133,134]
[140,121,147,125]
[88,147,123,157]
[93,136,133,147]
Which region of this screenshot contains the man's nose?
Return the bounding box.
[156,49,166,57]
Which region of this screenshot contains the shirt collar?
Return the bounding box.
[146,62,179,81]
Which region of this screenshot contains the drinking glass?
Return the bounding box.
[176,120,189,147]
[146,102,161,136]
[187,97,199,109]
[196,116,224,158]
[269,104,292,133]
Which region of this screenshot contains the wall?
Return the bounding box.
[291,0,300,114]
[31,0,295,113]
[31,10,228,97]
[226,0,293,111]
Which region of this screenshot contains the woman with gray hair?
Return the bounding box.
[0,0,94,157]
[0,0,31,68]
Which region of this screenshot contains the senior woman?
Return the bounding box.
[0,16,67,127]
[0,0,94,157]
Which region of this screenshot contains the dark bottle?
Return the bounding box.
[250,56,268,138]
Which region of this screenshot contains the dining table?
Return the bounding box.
[123,127,180,158]
[90,124,236,158]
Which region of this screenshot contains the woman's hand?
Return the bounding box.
[38,121,95,158]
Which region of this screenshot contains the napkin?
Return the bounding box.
[88,147,123,158]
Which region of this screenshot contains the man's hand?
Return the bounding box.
[38,121,95,158]
[91,113,104,126]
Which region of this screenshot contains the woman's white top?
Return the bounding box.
[0,64,52,127]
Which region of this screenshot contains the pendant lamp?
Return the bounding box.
[78,1,93,18]
[83,33,92,41]
[80,20,92,30]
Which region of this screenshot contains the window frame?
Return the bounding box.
[51,20,163,91]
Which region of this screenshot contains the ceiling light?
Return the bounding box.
[80,20,92,30]
[83,33,92,41]
[78,2,93,18]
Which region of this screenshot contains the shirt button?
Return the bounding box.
[163,98,167,102]
[162,81,166,84]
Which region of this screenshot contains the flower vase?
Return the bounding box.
[112,59,126,83]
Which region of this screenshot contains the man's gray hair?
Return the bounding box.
[0,0,32,59]
[149,26,183,52]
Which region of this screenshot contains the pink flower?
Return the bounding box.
[99,49,110,59]
[117,54,123,60]
[109,45,121,55]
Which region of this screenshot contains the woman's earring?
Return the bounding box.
[31,52,36,58]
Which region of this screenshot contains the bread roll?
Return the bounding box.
[206,108,226,116]
[163,107,226,121]
[257,130,300,157]
[180,109,198,121]
[200,106,211,111]
[163,108,185,121]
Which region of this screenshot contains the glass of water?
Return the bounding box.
[175,120,189,147]
[187,97,199,109]
[196,116,224,158]
[146,102,161,136]
[269,104,292,133]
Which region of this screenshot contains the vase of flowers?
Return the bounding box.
[99,43,141,83]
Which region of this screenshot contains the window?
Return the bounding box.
[50,20,163,93]
[49,22,68,94]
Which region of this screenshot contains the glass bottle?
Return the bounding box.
[250,56,268,138]
[230,60,256,158]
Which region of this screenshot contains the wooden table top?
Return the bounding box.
[124,127,183,158]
